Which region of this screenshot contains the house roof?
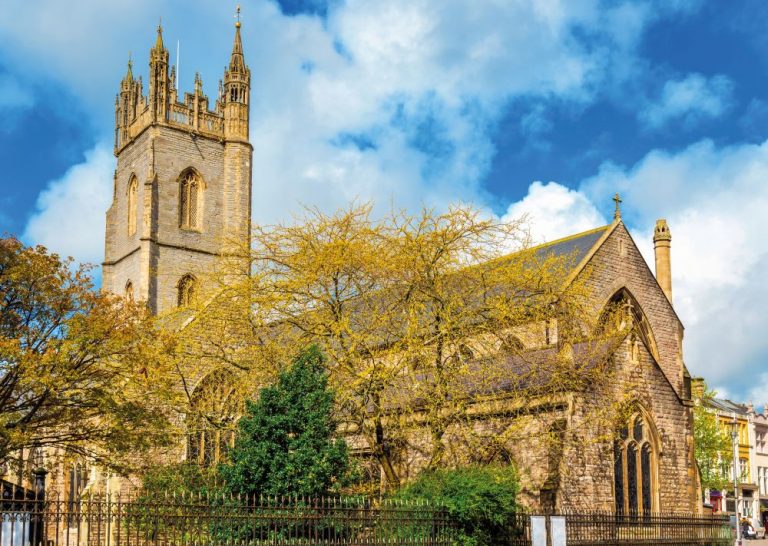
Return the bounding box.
[706,397,749,416]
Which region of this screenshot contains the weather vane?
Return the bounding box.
[235,5,241,27]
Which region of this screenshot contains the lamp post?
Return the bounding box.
[729,414,741,546]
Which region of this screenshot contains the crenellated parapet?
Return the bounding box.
[114,20,248,153]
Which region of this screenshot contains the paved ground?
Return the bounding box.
[740,540,768,545]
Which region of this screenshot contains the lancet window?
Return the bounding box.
[179,170,202,230]
[177,274,197,307]
[127,175,138,236]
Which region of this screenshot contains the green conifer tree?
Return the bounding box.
[218,345,353,498]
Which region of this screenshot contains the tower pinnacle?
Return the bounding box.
[155,21,164,51]
[229,8,246,73]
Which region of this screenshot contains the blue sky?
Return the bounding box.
[1,0,767,401]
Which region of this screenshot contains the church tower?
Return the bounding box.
[103,18,252,314]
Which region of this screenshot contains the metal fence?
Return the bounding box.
[0,492,459,546]
[0,491,734,546]
[545,511,732,546]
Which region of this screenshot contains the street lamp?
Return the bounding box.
[30,445,47,498]
[729,413,741,546]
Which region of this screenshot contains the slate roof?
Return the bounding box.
[530,225,610,265]
[707,397,749,416]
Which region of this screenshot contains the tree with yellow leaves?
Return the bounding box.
[0,238,178,474]
[175,204,615,489]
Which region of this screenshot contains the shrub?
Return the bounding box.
[391,465,520,546]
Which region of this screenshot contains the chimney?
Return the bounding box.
[690,377,705,401]
[653,219,672,303]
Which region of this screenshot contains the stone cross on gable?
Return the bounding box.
[613,193,622,220]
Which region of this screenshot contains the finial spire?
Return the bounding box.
[155,19,165,50]
[613,193,622,220]
[228,6,246,73]
[126,53,133,80]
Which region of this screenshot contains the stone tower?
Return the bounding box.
[103,19,252,314]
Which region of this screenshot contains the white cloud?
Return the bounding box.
[5,0,693,246]
[23,145,114,266]
[640,73,734,129]
[579,138,768,397]
[501,181,604,244]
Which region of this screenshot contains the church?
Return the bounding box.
[100,18,701,514]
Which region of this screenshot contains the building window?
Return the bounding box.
[186,369,240,467]
[127,175,138,236]
[598,288,660,363]
[614,412,659,514]
[125,281,134,301]
[179,170,202,230]
[177,274,197,307]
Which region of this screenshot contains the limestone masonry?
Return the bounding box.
[103,21,252,314]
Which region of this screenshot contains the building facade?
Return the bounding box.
[92,19,702,514]
[753,407,768,522]
[102,20,252,315]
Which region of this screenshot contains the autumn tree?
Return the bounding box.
[0,238,178,472]
[176,204,612,489]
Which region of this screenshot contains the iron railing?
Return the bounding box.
[560,511,731,546]
[0,491,734,546]
[0,492,458,546]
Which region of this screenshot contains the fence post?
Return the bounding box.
[532,516,547,546]
[31,468,47,546]
[550,516,566,546]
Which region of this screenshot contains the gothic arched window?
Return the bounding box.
[186,369,240,467]
[598,288,660,363]
[177,274,197,307]
[127,175,138,236]
[614,412,659,514]
[125,281,134,301]
[179,170,202,230]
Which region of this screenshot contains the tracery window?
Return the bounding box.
[179,170,202,230]
[598,288,660,363]
[186,370,240,467]
[127,175,138,236]
[177,274,197,307]
[614,412,659,514]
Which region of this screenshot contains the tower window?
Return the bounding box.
[177,274,198,307]
[127,175,138,236]
[180,170,202,230]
